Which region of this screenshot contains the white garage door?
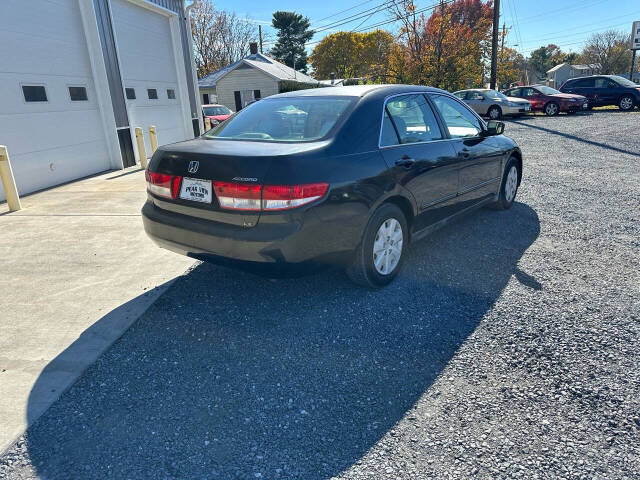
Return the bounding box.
[111,0,186,156]
[0,0,111,201]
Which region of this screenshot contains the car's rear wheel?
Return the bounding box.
[618,95,634,111]
[346,203,408,288]
[493,157,520,210]
[488,105,502,120]
[544,102,559,116]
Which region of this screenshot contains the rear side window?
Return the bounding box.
[205,96,355,142]
[22,85,47,102]
[507,88,521,97]
[381,94,442,146]
[430,95,483,139]
[571,78,595,88]
[467,91,484,100]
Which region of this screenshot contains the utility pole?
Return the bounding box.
[259,25,263,53]
[490,0,500,89]
[631,50,637,82]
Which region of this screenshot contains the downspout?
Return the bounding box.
[185,0,203,136]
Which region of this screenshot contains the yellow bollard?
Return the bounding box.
[204,117,211,131]
[0,145,22,211]
[148,125,158,154]
[134,127,148,169]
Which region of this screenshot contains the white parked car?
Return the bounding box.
[454,89,531,119]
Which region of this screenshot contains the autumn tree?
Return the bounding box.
[190,0,257,78]
[309,30,395,81]
[388,0,493,90]
[580,30,632,74]
[497,46,526,88]
[270,11,314,73]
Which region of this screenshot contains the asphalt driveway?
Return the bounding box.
[1,109,639,479]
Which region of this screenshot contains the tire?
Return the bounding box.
[493,157,520,210]
[487,105,502,120]
[346,203,408,288]
[618,95,634,111]
[544,102,559,116]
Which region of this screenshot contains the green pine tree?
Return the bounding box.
[270,11,314,73]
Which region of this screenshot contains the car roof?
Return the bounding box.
[271,84,446,99]
[202,104,227,108]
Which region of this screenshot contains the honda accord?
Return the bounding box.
[142,85,523,287]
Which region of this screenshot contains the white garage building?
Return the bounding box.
[0,0,202,201]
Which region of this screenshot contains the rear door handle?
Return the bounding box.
[458,148,471,159]
[395,155,416,168]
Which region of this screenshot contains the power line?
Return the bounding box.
[313,0,378,24]
[518,20,633,46]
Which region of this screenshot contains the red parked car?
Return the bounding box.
[503,85,587,116]
[202,104,233,129]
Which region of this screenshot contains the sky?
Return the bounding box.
[210,0,640,57]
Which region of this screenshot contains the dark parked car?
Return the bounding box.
[503,85,587,116]
[559,75,640,111]
[142,85,523,287]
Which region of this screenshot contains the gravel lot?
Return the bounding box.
[1,110,639,479]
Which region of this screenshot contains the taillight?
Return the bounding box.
[213,181,262,210]
[146,171,182,199]
[213,181,328,211]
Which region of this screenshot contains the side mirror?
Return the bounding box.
[485,120,505,136]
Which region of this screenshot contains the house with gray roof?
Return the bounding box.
[198,43,320,111]
[546,63,601,89]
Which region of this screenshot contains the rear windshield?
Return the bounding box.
[203,106,231,116]
[204,96,356,142]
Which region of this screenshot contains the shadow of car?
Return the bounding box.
[19,202,540,479]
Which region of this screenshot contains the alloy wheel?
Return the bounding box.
[620,96,634,111]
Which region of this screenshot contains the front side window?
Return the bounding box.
[468,91,485,100]
[507,88,521,97]
[610,75,636,87]
[381,94,442,146]
[453,91,466,99]
[430,95,483,139]
[521,87,537,97]
[204,96,355,142]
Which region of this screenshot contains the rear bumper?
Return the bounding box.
[142,201,354,269]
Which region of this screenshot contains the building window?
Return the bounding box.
[126,88,136,100]
[203,93,210,104]
[167,89,176,99]
[68,86,88,101]
[22,85,47,102]
[147,88,158,100]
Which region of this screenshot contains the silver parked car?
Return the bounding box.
[453,89,531,119]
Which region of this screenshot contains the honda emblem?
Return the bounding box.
[187,161,199,174]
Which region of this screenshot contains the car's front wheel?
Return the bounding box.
[544,102,559,116]
[618,95,634,111]
[347,203,408,288]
